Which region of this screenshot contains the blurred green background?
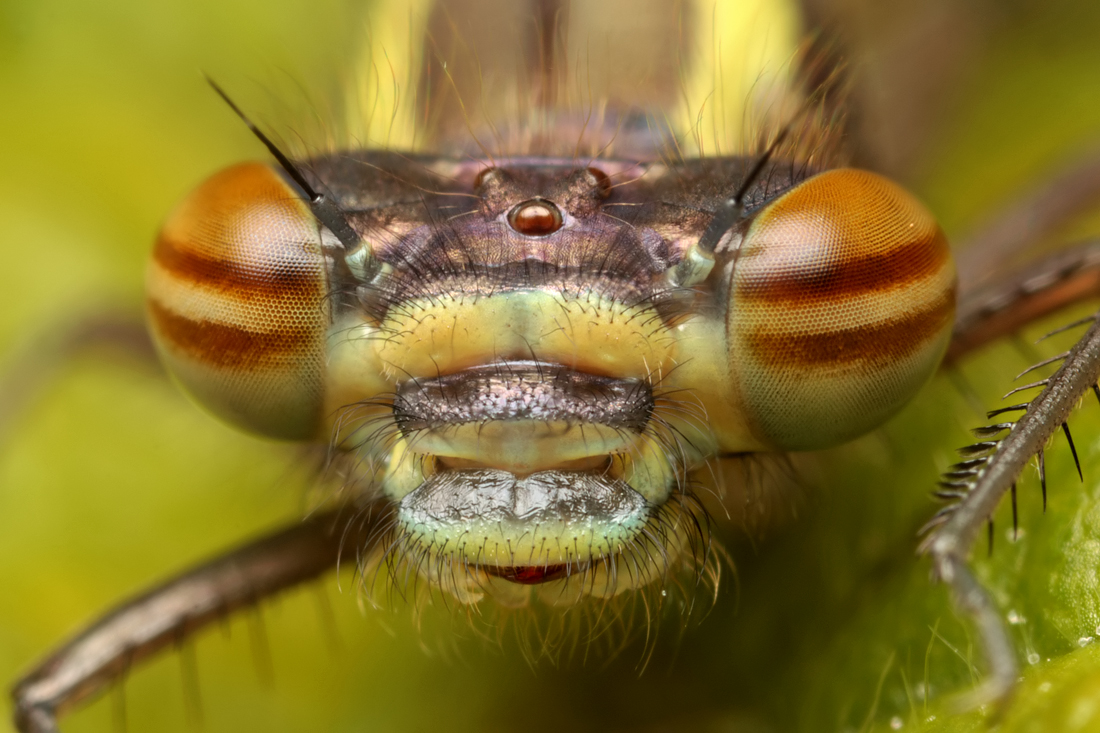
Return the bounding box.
[3,1,1100,731]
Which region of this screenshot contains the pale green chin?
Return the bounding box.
[378,466,710,607]
[395,469,650,568]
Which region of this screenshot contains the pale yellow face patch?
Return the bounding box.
[375,289,677,381]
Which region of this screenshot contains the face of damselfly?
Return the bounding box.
[147,150,953,605]
[6,1,1100,732]
[140,0,962,610]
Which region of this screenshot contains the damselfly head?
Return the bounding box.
[144,0,955,611]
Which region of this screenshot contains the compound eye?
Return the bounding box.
[728,169,956,450]
[146,163,328,440]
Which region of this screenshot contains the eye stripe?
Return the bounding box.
[733,263,955,337]
[147,300,317,370]
[144,162,329,440]
[153,234,321,300]
[742,288,956,369]
[735,229,950,304]
[146,260,324,334]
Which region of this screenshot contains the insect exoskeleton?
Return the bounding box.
[145,155,956,609]
[693,168,958,451]
[146,162,334,440]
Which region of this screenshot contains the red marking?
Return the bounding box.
[483,563,582,585]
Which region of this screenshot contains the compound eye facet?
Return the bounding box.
[728,168,956,450]
[146,163,329,440]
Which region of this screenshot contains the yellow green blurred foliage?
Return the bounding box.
[3,1,1100,732]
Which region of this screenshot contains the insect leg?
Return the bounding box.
[0,309,154,447]
[947,239,1100,361]
[955,151,1100,293]
[11,505,386,733]
[922,313,1100,708]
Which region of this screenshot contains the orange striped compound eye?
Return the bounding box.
[145,163,329,440]
[726,169,956,450]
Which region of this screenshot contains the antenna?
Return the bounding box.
[665,125,797,289]
[695,124,795,256]
[205,77,363,250]
[666,90,822,288]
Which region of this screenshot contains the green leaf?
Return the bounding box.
[3,2,1100,732]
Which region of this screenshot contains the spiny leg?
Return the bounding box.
[955,152,1100,294]
[11,505,388,733]
[947,239,1100,362]
[915,227,1100,709]
[922,311,1100,708]
[805,45,1100,707]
